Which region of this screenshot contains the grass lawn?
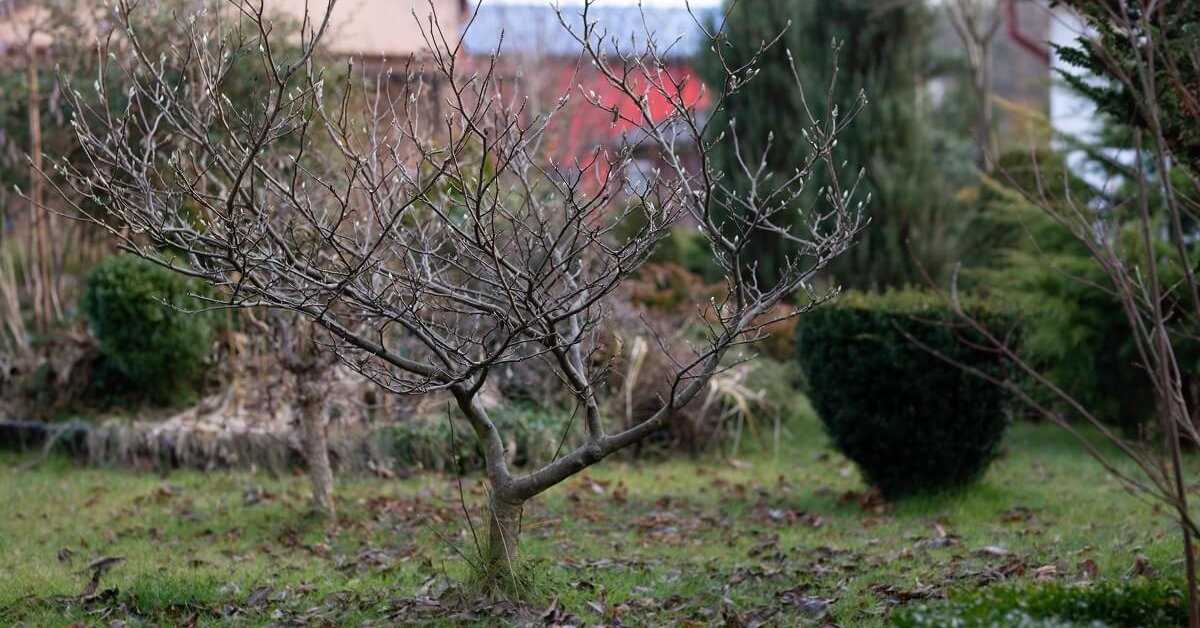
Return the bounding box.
[0,409,1190,626]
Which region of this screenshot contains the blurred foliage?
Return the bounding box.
[796,290,1016,497]
[894,579,1189,628]
[699,0,978,290]
[0,0,332,234]
[381,404,572,473]
[584,261,804,456]
[1052,0,1200,173]
[645,227,724,282]
[625,262,723,313]
[81,255,213,406]
[967,143,1200,433]
[957,0,1200,433]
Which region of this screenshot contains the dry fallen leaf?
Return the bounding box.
[1130,554,1157,577]
[1078,558,1099,580]
[1033,564,1059,580]
[77,556,125,598]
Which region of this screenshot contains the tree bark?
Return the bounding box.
[973,47,996,173]
[27,40,50,334]
[947,1,999,174]
[483,494,523,581]
[297,373,335,519]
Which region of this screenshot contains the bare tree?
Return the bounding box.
[946,0,1002,173]
[55,0,866,587]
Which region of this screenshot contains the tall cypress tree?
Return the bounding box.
[701,0,961,290]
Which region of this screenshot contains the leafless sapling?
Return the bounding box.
[56,0,867,587]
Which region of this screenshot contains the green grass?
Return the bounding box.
[0,411,1190,626]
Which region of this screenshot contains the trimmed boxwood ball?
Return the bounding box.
[796,290,1016,497]
[82,255,213,405]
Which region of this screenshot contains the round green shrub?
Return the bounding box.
[81,255,213,405]
[796,290,1016,497]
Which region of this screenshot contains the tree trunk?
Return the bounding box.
[1165,402,1200,628]
[483,494,523,582]
[26,42,48,334]
[298,377,335,519]
[974,48,995,174]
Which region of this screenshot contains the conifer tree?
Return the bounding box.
[701,0,962,289]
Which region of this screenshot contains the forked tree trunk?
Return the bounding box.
[297,373,335,519]
[484,494,523,582]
